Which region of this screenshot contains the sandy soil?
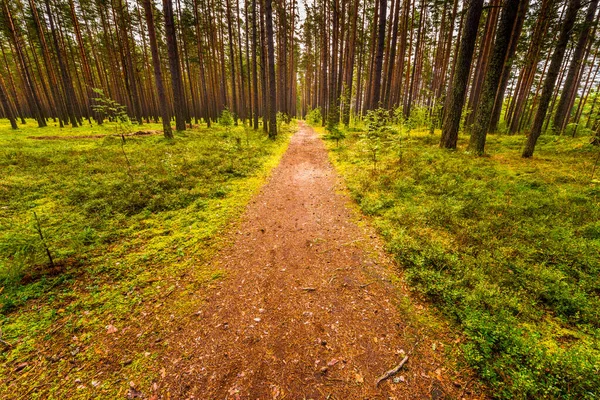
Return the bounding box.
[157,123,482,399]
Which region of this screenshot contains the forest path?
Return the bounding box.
[158,123,473,399]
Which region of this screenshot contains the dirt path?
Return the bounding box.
[158,123,477,399]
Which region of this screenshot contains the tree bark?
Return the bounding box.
[371,0,387,108]
[552,0,599,135]
[0,74,17,129]
[489,0,529,131]
[143,0,173,138]
[523,0,582,157]
[440,0,484,149]
[252,0,260,129]
[469,0,527,154]
[265,0,277,137]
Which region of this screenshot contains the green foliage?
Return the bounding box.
[406,105,431,131]
[276,111,287,131]
[218,108,235,135]
[91,88,133,134]
[325,113,345,146]
[325,124,345,147]
[362,108,393,171]
[0,118,291,397]
[326,126,600,399]
[305,107,322,126]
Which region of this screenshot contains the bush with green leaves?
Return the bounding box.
[361,108,393,171]
[325,119,345,147]
[305,107,322,126]
[219,108,235,136]
[91,88,133,135]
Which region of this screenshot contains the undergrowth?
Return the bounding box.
[322,123,600,399]
[0,118,292,398]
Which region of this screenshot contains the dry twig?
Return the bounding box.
[375,355,409,386]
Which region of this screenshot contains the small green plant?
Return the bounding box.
[91,89,134,175]
[325,120,345,147]
[276,111,288,132]
[362,108,391,172]
[306,107,322,126]
[91,88,133,136]
[219,108,235,136]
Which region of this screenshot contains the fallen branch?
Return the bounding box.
[300,287,316,292]
[376,355,409,386]
[33,212,55,269]
[360,281,375,288]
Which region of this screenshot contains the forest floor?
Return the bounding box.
[0,120,294,398]
[321,122,600,399]
[154,122,482,399]
[3,117,598,398]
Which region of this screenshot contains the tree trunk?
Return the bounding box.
[163,0,186,131]
[45,0,79,127]
[552,0,598,134]
[522,0,582,157]
[469,0,527,154]
[371,0,387,108]
[252,0,260,129]
[0,74,17,129]
[440,0,484,149]
[342,0,360,126]
[3,1,47,127]
[143,0,173,138]
[265,0,277,137]
[489,0,529,131]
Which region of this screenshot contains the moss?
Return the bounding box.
[0,118,293,398]
[323,126,600,399]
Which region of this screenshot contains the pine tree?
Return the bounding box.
[440,0,484,149]
[522,0,582,157]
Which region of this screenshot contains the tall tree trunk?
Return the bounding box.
[143,0,173,138]
[342,0,360,126]
[28,0,65,127]
[68,0,97,123]
[465,0,501,127]
[523,0,582,157]
[192,0,211,127]
[383,0,401,109]
[327,0,340,127]
[225,0,239,124]
[440,0,484,149]
[0,40,26,124]
[489,0,529,131]
[265,0,277,137]
[552,0,599,134]
[371,0,387,108]
[252,0,260,129]
[163,0,186,131]
[45,0,79,127]
[3,0,47,127]
[469,0,527,154]
[260,0,269,133]
[0,74,17,129]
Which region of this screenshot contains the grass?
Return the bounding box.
[321,122,600,399]
[0,118,292,398]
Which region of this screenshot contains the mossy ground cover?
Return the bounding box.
[0,118,291,398]
[321,122,600,399]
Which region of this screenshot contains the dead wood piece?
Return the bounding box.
[376,355,409,386]
[300,287,316,292]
